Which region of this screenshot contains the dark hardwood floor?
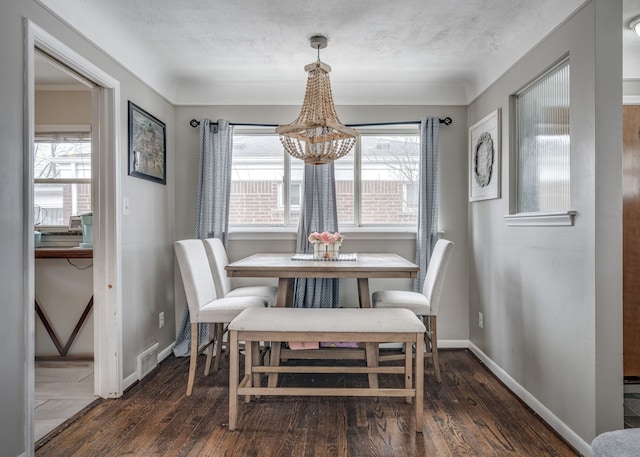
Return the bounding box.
[36,349,579,457]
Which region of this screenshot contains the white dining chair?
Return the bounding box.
[372,239,454,382]
[174,239,267,396]
[203,238,278,307]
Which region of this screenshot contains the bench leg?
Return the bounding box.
[365,342,379,389]
[405,339,413,405]
[244,339,254,403]
[268,341,282,388]
[229,330,239,431]
[414,333,424,433]
[251,341,261,392]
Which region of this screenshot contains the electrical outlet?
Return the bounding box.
[478,312,484,329]
[159,312,164,329]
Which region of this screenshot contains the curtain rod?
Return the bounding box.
[189,117,452,129]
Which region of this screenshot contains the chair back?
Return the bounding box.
[203,237,233,297]
[422,239,454,316]
[174,239,218,322]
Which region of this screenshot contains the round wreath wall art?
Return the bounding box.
[474,132,494,188]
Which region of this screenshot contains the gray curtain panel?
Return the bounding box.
[294,162,340,308]
[173,119,234,357]
[194,119,234,244]
[414,117,440,292]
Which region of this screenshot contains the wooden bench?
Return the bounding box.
[228,307,426,433]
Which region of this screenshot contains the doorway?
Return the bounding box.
[33,50,98,443]
[623,104,640,379]
[26,19,122,452]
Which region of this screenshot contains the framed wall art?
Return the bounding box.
[469,109,500,202]
[128,101,166,184]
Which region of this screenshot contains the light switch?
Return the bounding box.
[123,197,130,216]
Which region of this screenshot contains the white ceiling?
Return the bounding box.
[35,0,640,105]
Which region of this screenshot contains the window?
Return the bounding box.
[360,133,420,225]
[230,127,419,227]
[34,131,91,226]
[514,59,570,215]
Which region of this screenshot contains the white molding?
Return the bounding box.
[27,19,123,403]
[468,342,593,457]
[439,339,469,349]
[158,342,175,362]
[122,342,175,391]
[35,83,91,92]
[504,211,576,227]
[122,371,139,392]
[35,124,91,133]
[228,227,418,242]
[623,95,640,105]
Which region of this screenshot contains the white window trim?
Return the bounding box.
[227,226,420,241]
[34,124,93,228]
[232,127,420,228]
[504,211,576,227]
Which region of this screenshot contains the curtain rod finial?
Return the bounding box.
[190,119,200,128]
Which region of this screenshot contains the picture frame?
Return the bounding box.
[128,101,166,184]
[469,109,500,202]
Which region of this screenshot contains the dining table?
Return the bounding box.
[226,252,420,387]
[225,252,419,308]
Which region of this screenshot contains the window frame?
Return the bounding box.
[229,125,420,229]
[505,57,576,227]
[33,124,92,231]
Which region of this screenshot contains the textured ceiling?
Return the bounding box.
[36,0,634,105]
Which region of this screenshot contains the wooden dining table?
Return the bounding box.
[226,252,419,387]
[225,252,419,308]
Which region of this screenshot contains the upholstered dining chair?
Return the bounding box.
[174,239,267,396]
[203,237,278,307]
[372,239,454,382]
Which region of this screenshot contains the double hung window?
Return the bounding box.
[34,130,92,227]
[230,127,419,227]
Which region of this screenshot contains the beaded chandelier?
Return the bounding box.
[276,35,358,165]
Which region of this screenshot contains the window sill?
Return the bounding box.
[228,226,418,241]
[504,211,576,227]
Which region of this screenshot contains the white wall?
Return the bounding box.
[1,1,177,454]
[173,105,470,345]
[467,0,622,452]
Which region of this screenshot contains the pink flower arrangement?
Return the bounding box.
[308,231,344,246]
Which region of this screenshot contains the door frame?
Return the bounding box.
[24,17,122,450]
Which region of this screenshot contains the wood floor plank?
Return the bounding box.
[36,350,579,457]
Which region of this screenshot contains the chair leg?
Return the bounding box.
[186,323,198,396]
[214,323,224,371]
[429,316,441,382]
[204,323,214,376]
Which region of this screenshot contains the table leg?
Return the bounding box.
[276,277,294,307]
[270,277,293,387]
[357,278,371,308]
[35,295,94,357]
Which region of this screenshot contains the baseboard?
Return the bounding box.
[158,342,175,362]
[468,342,592,457]
[122,342,176,392]
[439,339,469,349]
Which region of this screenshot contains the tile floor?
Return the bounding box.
[35,360,98,443]
[624,381,640,429]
